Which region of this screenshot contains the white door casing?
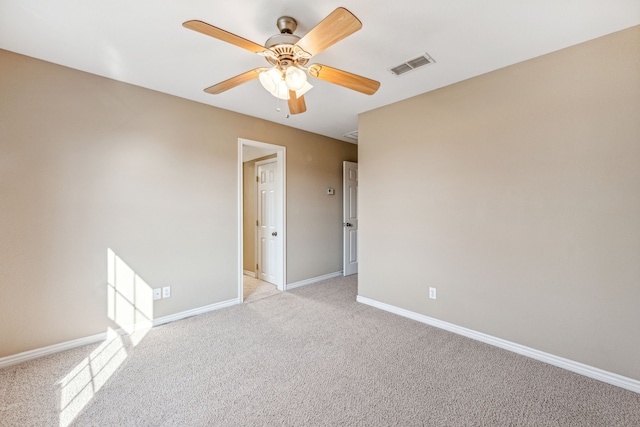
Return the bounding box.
[256,159,279,285]
[343,161,358,276]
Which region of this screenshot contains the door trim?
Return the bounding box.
[238,138,287,302]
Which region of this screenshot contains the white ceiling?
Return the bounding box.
[1,1,638,143]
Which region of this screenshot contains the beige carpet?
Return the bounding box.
[1,275,639,426]
[243,274,279,303]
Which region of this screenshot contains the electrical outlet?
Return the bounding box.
[429,287,437,300]
[153,288,162,300]
[162,286,171,298]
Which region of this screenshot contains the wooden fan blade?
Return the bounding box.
[308,64,380,95]
[183,20,266,54]
[288,91,307,115]
[295,8,362,57]
[204,68,266,94]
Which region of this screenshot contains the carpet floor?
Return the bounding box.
[1,275,638,426]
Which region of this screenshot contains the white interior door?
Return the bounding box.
[343,161,358,276]
[257,159,280,285]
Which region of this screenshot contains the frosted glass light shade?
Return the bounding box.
[258,71,276,93]
[259,68,283,94]
[284,66,307,91]
[274,80,289,100]
[295,82,313,98]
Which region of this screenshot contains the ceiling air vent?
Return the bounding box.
[389,53,435,76]
[343,130,359,141]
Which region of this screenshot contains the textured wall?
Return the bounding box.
[358,26,640,379]
[0,49,356,357]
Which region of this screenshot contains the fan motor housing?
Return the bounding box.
[265,15,300,48]
[263,16,311,69]
[264,38,309,68]
[264,33,300,49]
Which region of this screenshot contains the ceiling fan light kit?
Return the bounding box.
[259,68,313,100]
[183,7,380,115]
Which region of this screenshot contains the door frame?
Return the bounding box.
[238,138,286,302]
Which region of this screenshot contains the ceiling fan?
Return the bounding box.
[183,7,380,115]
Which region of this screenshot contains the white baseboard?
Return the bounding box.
[152,298,238,327]
[286,271,344,290]
[243,270,256,278]
[0,298,239,369]
[356,295,640,394]
[0,332,110,369]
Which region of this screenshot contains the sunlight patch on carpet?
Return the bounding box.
[58,329,127,427]
[58,249,155,426]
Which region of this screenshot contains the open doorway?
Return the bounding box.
[238,138,286,303]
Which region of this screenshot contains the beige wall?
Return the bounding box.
[358,26,640,380]
[0,49,356,357]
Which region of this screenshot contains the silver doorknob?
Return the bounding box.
[272,231,277,236]
[343,223,352,227]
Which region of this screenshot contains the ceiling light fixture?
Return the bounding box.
[258,65,313,100]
